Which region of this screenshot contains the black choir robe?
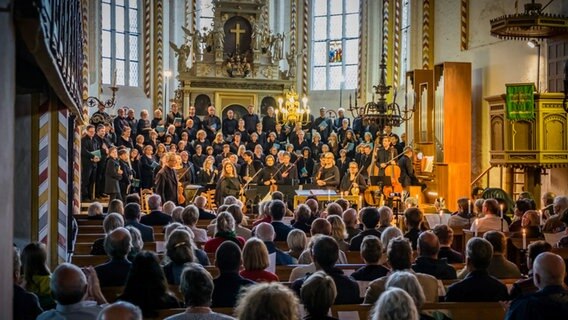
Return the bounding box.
[339,174,368,194]
[314,166,340,189]
[215,176,242,204]
[277,163,298,185]
[258,165,281,186]
[155,166,179,205]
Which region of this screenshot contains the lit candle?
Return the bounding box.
[522,228,527,250]
[328,189,331,202]
[539,210,543,226]
[439,210,444,225]
[500,204,504,219]
[468,199,472,216]
[111,68,117,87]
[474,218,479,237]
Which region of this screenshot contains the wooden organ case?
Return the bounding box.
[405,62,472,211]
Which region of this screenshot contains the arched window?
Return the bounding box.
[101,0,141,87]
[311,0,360,91]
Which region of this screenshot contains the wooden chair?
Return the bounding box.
[140,188,153,213]
[101,286,123,303]
[345,251,364,264]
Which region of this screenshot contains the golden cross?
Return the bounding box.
[230,23,246,47]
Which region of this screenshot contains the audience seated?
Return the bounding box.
[480,231,521,279]
[118,251,181,317]
[125,225,143,262]
[256,222,296,265]
[432,225,464,264]
[370,287,419,320]
[270,200,294,241]
[300,271,339,320]
[13,246,43,320]
[140,194,173,226]
[195,195,217,220]
[164,263,235,320]
[506,252,568,319]
[287,229,308,260]
[37,263,106,320]
[351,235,390,281]
[403,208,423,250]
[107,199,124,215]
[342,208,361,241]
[86,202,106,220]
[91,213,124,255]
[509,241,552,299]
[412,231,457,280]
[349,207,382,251]
[171,206,184,223]
[470,199,509,233]
[509,199,532,232]
[292,235,361,305]
[364,237,439,304]
[298,218,348,264]
[181,205,209,243]
[163,224,209,266]
[252,201,272,227]
[240,238,279,282]
[204,212,245,253]
[445,238,508,302]
[163,201,176,216]
[448,197,474,228]
[21,242,55,310]
[226,204,252,240]
[305,198,320,225]
[385,271,434,320]
[211,241,255,308]
[124,203,154,242]
[95,227,132,287]
[235,282,300,320]
[510,210,542,239]
[292,204,312,233]
[327,215,350,251]
[163,229,196,285]
[98,301,142,320]
[377,206,394,233]
[542,196,568,233]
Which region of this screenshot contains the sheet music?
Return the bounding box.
[266,253,276,274]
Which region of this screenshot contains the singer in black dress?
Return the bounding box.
[215,161,243,205]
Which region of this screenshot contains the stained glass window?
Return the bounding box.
[101,0,141,87]
[311,0,360,90]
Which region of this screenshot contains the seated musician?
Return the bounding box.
[314,152,340,190]
[397,146,425,191]
[339,161,368,196]
[257,155,281,186]
[215,161,243,205]
[277,152,298,185]
[240,151,258,184]
[376,136,398,176]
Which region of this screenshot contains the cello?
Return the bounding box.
[382,148,403,196]
[364,138,383,205]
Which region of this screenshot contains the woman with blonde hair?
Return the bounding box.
[198,156,218,185]
[327,215,350,252]
[212,132,225,155]
[300,271,338,320]
[371,287,419,320]
[163,229,196,285]
[314,152,340,190]
[240,238,279,282]
[287,229,308,260]
[215,162,242,205]
[235,282,300,320]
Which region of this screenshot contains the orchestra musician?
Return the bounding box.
[397,146,425,190]
[155,152,180,205]
[315,152,340,190]
[197,156,218,185]
[257,155,281,186]
[240,151,259,184]
[277,152,298,185]
[376,136,399,176]
[339,162,368,195]
[215,161,243,204]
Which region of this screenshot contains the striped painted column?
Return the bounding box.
[422,0,435,69]
[301,0,309,96]
[460,0,468,51]
[144,0,151,98]
[154,0,164,110]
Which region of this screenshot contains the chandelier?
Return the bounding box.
[490,0,568,40]
[275,88,310,126]
[348,54,414,130]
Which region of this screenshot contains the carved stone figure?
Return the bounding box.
[251,20,262,50]
[214,24,224,50]
[272,33,284,61]
[286,51,297,78]
[169,41,191,72]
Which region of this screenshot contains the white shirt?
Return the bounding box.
[37,301,103,320]
[470,214,509,233]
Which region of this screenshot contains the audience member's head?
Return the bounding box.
[417,231,440,258]
[215,212,236,234]
[381,226,403,250]
[515,199,532,217]
[215,241,242,273]
[404,197,418,209]
[311,235,339,270]
[226,204,245,226]
[335,198,350,212]
[125,193,140,205]
[404,208,423,230]
[97,301,142,320]
[483,199,500,216]
[294,204,311,224]
[305,199,319,217]
[125,225,143,254]
[166,229,195,265]
[483,231,506,255]
[522,210,541,227]
[104,227,132,259]
[21,242,50,291]
[88,202,104,217]
[361,235,383,265]
[342,208,358,228]
[360,207,380,230]
[326,203,343,218]
[181,205,200,227]
[50,263,87,305]
[242,238,270,272]
[172,206,184,223]
[103,213,125,234]
[388,237,412,270]
[386,271,426,311]
[310,218,332,236]
[466,238,493,271]
[162,201,176,215]
[194,196,207,209]
[287,229,308,254]
[327,215,347,243]
[236,283,299,320]
[271,191,284,201]
[432,224,453,246]
[301,271,337,318]
[179,263,214,307]
[378,206,393,227]
[371,287,419,320]
[527,240,552,270]
[124,203,142,221]
[269,200,287,221]
[108,199,124,215]
[474,199,484,215]
[533,252,566,290]
[255,222,275,242]
[147,195,162,211]
[224,196,238,206]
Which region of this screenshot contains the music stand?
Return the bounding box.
[370,176,392,187]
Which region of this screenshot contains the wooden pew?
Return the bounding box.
[76,218,104,226]
[73,242,158,255]
[76,233,165,242]
[345,251,364,264]
[204,264,364,281]
[72,254,164,267]
[102,285,183,304]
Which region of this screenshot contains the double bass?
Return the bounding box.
[364,147,404,205]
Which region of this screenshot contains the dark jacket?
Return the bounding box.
[292,267,361,305]
[125,220,154,242]
[349,229,382,251]
[438,246,464,264]
[271,221,294,242]
[412,257,457,280]
[155,166,179,205]
[198,207,217,220]
[264,241,296,265]
[211,272,255,308]
[104,158,123,194]
[95,257,131,287]
[445,270,509,302]
[140,210,173,226]
[506,285,568,320]
[140,155,156,189]
[404,228,420,250]
[351,265,390,281]
[13,284,43,320]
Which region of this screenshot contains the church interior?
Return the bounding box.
[2,0,568,319]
